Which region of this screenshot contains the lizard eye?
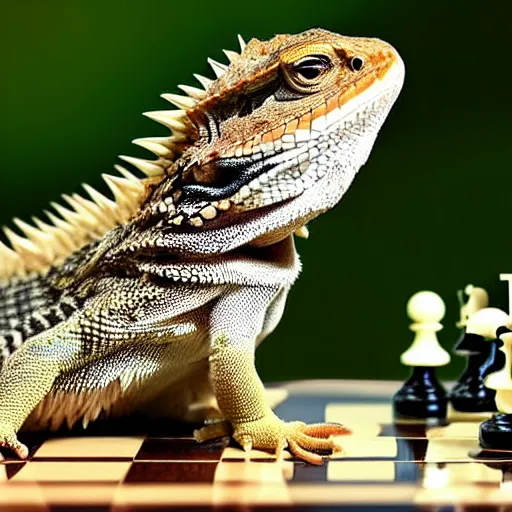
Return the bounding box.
[284,54,332,93]
[292,55,331,80]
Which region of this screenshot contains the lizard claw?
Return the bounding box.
[194,420,232,443]
[332,440,344,454]
[239,435,253,453]
[0,426,29,460]
[275,438,287,460]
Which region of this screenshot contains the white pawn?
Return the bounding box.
[401,291,450,367]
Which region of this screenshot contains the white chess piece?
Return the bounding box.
[485,319,512,413]
[457,285,489,328]
[500,274,512,315]
[400,291,450,367]
[465,308,509,340]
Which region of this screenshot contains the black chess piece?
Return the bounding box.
[449,331,504,412]
[479,326,512,450]
[479,413,512,450]
[393,366,447,423]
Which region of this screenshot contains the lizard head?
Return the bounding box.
[129,28,405,253]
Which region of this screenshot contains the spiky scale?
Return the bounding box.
[193,73,213,90]
[102,174,139,222]
[223,49,239,63]
[82,184,119,222]
[238,34,246,52]
[118,155,164,178]
[177,84,206,100]
[161,93,197,110]
[207,58,228,78]
[103,173,144,198]
[132,138,172,158]
[114,165,146,186]
[143,111,188,136]
[169,132,187,144]
[294,226,310,239]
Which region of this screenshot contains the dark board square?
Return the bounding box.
[292,462,328,482]
[3,462,26,480]
[66,416,196,438]
[379,424,427,438]
[48,507,112,512]
[135,438,228,461]
[396,439,429,462]
[125,461,218,482]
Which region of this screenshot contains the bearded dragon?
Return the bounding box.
[0,29,404,464]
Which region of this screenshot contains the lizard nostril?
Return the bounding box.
[349,56,365,72]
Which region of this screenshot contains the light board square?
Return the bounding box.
[326,403,393,428]
[33,436,144,459]
[327,460,396,482]
[11,461,131,482]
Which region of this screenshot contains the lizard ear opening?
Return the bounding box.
[349,56,365,72]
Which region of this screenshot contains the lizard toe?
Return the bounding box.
[0,429,29,460]
[288,438,324,465]
[303,423,351,438]
[294,431,341,453]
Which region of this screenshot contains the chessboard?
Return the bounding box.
[2,380,512,511]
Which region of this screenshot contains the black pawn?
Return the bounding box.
[449,331,504,412]
[393,366,448,423]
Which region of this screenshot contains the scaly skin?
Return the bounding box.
[0,29,404,464]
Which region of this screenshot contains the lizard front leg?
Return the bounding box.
[196,285,350,465]
[0,324,81,459]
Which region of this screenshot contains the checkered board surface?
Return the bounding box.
[2,380,512,511]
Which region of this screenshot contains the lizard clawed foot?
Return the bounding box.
[0,425,29,460]
[232,412,350,465]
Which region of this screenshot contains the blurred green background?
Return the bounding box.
[2,1,511,383]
